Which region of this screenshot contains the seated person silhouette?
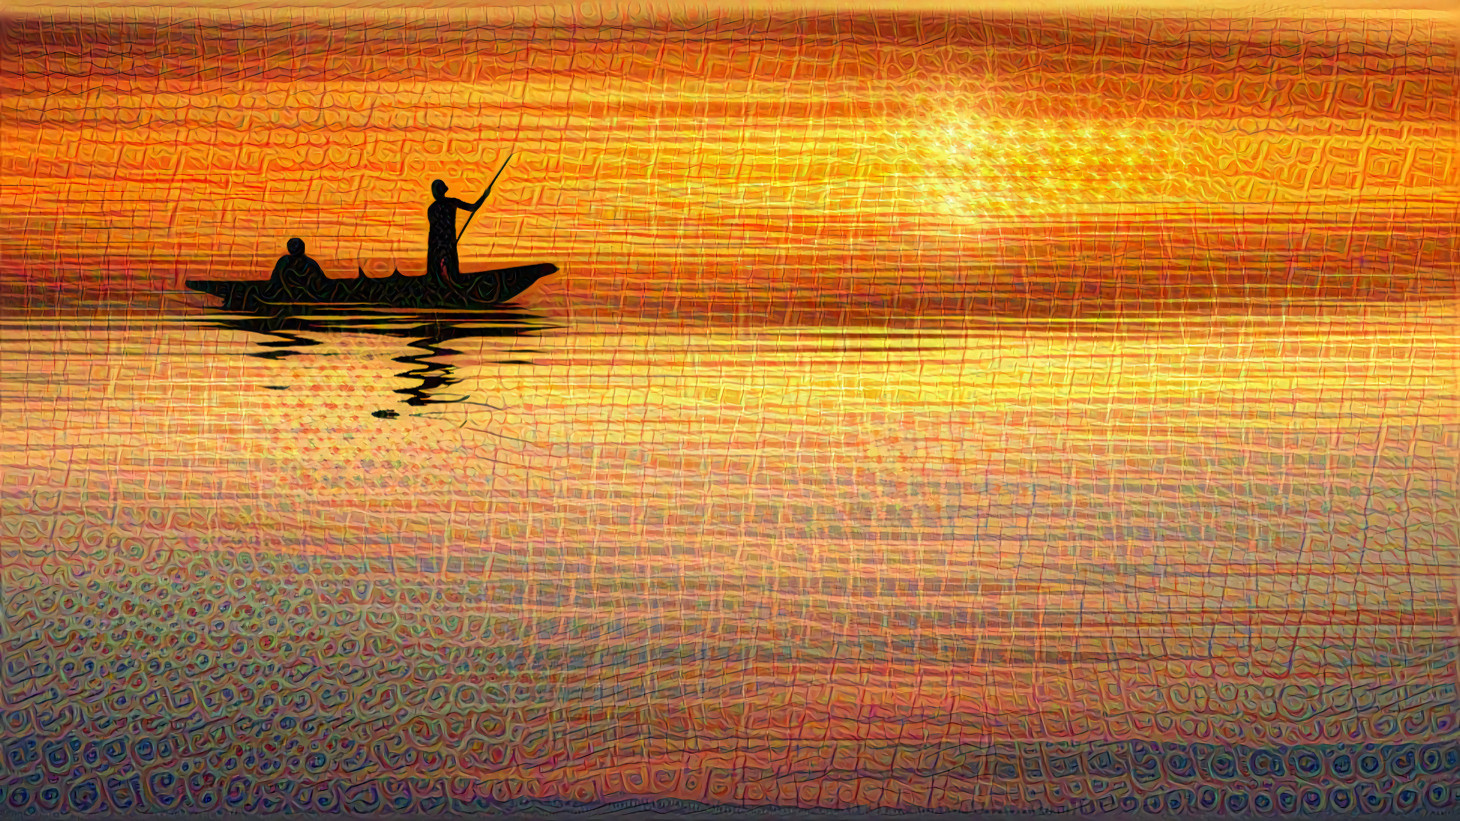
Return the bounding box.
[269,238,328,294]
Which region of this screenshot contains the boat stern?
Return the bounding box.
[185,279,268,311]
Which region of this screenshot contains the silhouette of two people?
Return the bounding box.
[269,237,328,295]
[427,179,489,285]
[269,176,496,293]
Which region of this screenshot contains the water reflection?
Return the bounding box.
[197,308,557,406]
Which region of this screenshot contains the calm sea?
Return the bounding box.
[1,10,1457,818]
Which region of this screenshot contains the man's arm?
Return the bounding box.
[453,190,491,213]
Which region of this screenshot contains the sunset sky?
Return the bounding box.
[1,5,1455,314]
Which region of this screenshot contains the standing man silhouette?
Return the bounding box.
[426,180,489,285]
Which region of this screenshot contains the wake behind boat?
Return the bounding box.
[186,262,558,312]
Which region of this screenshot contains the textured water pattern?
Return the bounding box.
[2,303,1457,816]
[2,8,1459,819]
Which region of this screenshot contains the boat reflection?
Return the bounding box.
[198,308,557,406]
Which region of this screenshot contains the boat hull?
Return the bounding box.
[186,263,557,311]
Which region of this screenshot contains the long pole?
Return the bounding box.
[457,153,513,243]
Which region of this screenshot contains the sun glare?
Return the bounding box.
[908,109,1198,218]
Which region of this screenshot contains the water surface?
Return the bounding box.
[2,296,1456,815]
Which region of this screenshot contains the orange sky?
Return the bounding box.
[4,1,1457,12]
[1,9,1455,309]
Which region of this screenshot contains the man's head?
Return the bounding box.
[287,237,305,257]
[432,179,449,199]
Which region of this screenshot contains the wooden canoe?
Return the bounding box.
[186,263,557,311]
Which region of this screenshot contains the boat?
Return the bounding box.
[186,263,557,311]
